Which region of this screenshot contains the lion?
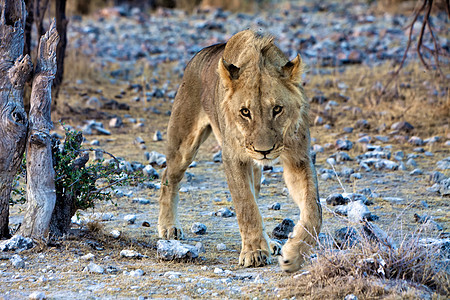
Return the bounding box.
[157,30,322,273]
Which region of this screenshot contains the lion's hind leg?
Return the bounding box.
[158,101,211,240]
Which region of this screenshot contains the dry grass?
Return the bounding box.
[277,227,449,299]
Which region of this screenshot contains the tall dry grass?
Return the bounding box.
[278,228,449,299]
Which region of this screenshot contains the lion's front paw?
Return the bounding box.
[269,239,282,256]
[278,253,306,273]
[239,249,271,267]
[278,239,310,273]
[158,224,184,240]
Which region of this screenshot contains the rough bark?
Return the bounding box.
[53,0,67,99]
[0,0,31,239]
[18,20,59,241]
[23,0,34,57]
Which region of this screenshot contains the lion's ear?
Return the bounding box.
[218,58,240,88]
[281,54,304,84]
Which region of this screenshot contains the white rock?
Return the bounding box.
[28,291,46,300]
[80,253,95,261]
[120,249,145,258]
[129,269,145,277]
[217,243,227,251]
[10,254,25,268]
[157,240,199,260]
[86,262,104,274]
[0,235,33,252]
[108,230,120,239]
[214,267,223,274]
[347,200,371,223]
[124,214,137,224]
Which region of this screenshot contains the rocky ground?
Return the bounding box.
[1,0,449,299]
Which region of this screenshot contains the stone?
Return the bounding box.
[436,157,450,170]
[347,200,371,222]
[132,198,150,205]
[390,121,414,132]
[110,230,121,238]
[191,222,207,235]
[342,193,371,205]
[350,173,362,180]
[195,242,205,253]
[109,117,123,128]
[148,151,166,167]
[86,262,104,274]
[335,227,359,248]
[409,168,423,176]
[362,222,395,248]
[321,173,333,181]
[406,158,417,168]
[0,235,33,252]
[213,150,222,163]
[326,193,348,206]
[355,119,370,129]
[335,139,353,151]
[326,157,336,166]
[153,130,163,141]
[360,158,398,170]
[129,269,145,277]
[269,202,281,210]
[344,294,358,300]
[215,207,234,217]
[28,291,46,300]
[408,136,423,146]
[143,165,159,178]
[216,243,227,251]
[272,218,295,240]
[333,151,352,163]
[124,214,137,224]
[86,96,102,109]
[80,253,95,261]
[10,254,25,268]
[440,178,450,196]
[120,249,146,258]
[343,127,353,133]
[157,240,199,260]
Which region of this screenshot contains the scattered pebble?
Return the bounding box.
[268,202,281,210]
[215,207,234,218]
[120,249,146,258]
[157,240,199,260]
[10,254,25,269]
[272,218,295,239]
[216,243,227,251]
[191,222,207,235]
[124,214,137,224]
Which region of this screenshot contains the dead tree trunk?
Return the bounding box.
[18,20,59,241]
[54,0,67,91]
[0,0,31,239]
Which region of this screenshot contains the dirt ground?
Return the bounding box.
[1,1,450,299]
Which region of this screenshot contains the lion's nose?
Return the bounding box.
[253,146,275,156]
[254,149,272,156]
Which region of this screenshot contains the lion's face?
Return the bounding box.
[229,80,302,164]
[219,55,306,165]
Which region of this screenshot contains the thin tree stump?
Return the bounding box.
[0,0,31,239]
[18,20,59,241]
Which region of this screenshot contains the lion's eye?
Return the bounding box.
[273,105,283,116]
[240,108,251,118]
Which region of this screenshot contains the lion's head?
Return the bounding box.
[218,30,309,165]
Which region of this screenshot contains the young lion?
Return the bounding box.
[157,30,322,273]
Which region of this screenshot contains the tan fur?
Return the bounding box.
[157,30,322,272]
